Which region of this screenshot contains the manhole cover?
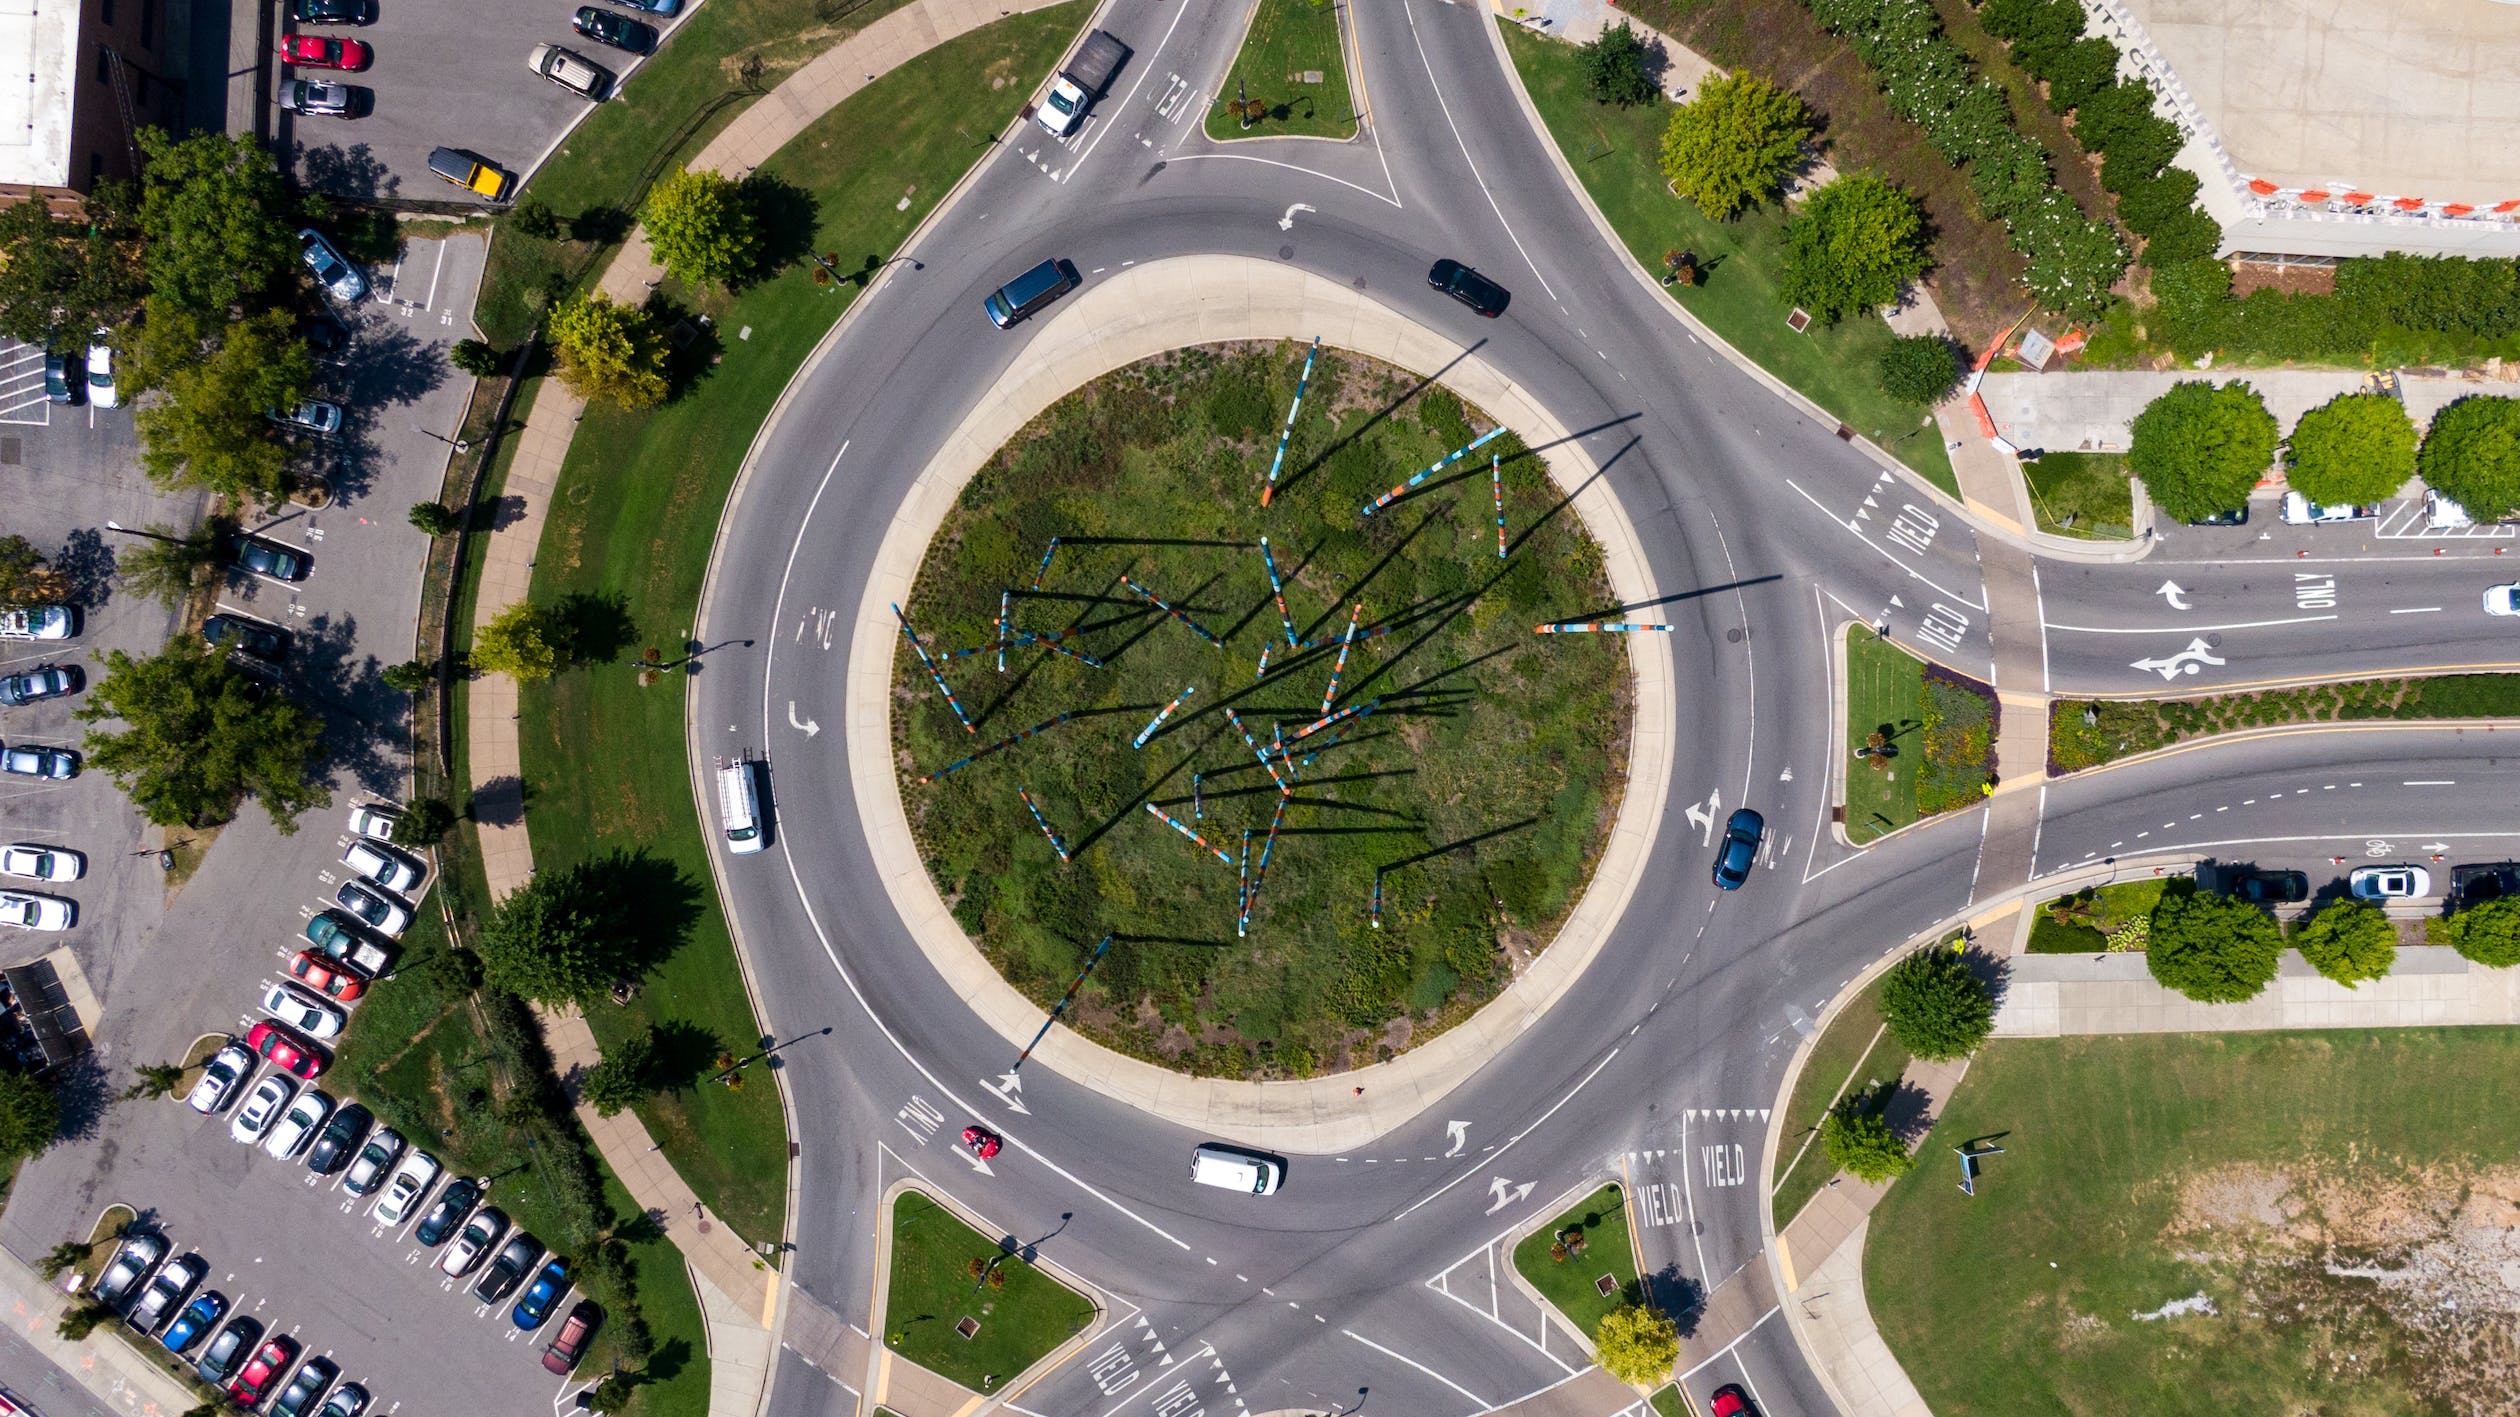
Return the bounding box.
[2206,633,2223,647]
[0,438,18,466]
[1727,627,1744,643]
[1279,244,1294,260]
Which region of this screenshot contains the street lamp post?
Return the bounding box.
[413,426,471,453]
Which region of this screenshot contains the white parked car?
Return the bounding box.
[261,1087,335,1160]
[0,605,74,640]
[2486,583,2520,617]
[2279,491,2375,525]
[0,844,84,881]
[270,400,344,435]
[371,1149,442,1226]
[84,329,117,408]
[345,804,400,840]
[230,1075,296,1144]
[340,840,423,892]
[2349,865,2432,900]
[186,1043,255,1114]
[0,891,73,931]
[259,982,347,1039]
[2426,490,2476,531]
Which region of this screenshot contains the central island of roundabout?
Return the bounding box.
[829,257,1680,1149]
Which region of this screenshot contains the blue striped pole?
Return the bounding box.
[1240,794,1291,933]
[1030,538,1060,591]
[1236,830,1251,937]
[1193,772,1203,820]
[1299,699,1379,767]
[1535,622,1676,634]
[1260,337,1319,507]
[1132,684,1196,749]
[1260,537,1300,648]
[1370,869,1382,930]
[1121,574,1224,648]
[1362,426,1506,517]
[1014,932,1112,1068]
[892,603,975,735]
[1319,603,1362,717]
[1224,707,1291,796]
[919,712,1074,783]
[995,590,1012,673]
[1295,695,1374,742]
[1492,454,1506,559]
[1018,787,1071,863]
[1145,801,1234,866]
[1254,642,1272,680]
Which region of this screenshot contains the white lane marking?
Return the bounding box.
[1060,0,1192,184]
[2046,614,2338,634]
[1344,1328,1488,1407]
[1401,0,1558,301]
[1395,1048,1621,1220]
[1674,1305,1783,1381]
[2388,606,2443,615]
[1783,479,1988,612]
[1165,151,1402,207]
[2404,780,2456,786]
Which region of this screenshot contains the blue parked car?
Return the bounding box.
[512,1257,569,1329]
[162,1291,227,1355]
[1711,808,1764,891]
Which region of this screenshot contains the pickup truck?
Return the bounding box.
[427,146,512,202]
[1035,28,1128,137]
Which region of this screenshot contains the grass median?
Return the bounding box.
[884,1191,1095,1391]
[1497,23,1955,498]
[1869,1030,2520,1417]
[2023,452,2133,541]
[1205,0,1358,141]
[1510,1184,1638,1338]
[1769,971,1911,1231]
[1843,627,1921,842]
[513,3,1090,1244]
[2051,674,2520,772]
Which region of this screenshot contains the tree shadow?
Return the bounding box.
[48,528,115,611]
[646,1019,727,1093]
[293,142,397,202]
[287,611,403,799]
[558,590,637,666]
[571,204,635,245]
[48,1054,112,1145]
[469,775,531,828]
[742,173,821,284]
[1647,1265,1705,1337]
[644,1337,693,1384]
[652,296,724,401]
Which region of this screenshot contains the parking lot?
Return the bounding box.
[278,0,688,202]
[0,230,558,1416]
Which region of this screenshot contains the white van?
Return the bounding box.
[1190,1143,1283,1196]
[2425,490,2475,530]
[716,759,766,855]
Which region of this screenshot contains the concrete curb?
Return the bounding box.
[1200,0,1368,146]
[843,255,1676,1153]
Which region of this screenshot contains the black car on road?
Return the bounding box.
[289,0,372,22]
[1428,258,1509,317]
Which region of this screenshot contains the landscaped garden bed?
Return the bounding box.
[1844,628,1996,843]
[1205,0,1356,140]
[1510,1184,1639,1337]
[884,1190,1095,1392]
[2050,675,2520,773]
[2026,878,2167,954]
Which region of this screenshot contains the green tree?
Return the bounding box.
[121,1061,186,1101]
[408,501,461,536]
[2286,392,2417,507]
[134,309,314,503]
[586,1376,636,1414]
[2450,897,2520,968]
[0,534,49,609]
[1577,21,1659,107]
[1592,1303,1679,1387]
[476,861,641,1007]
[1878,333,1961,405]
[472,601,564,682]
[0,180,142,344]
[640,167,761,289]
[1877,946,1995,1060]
[582,1023,656,1118]
[1822,1096,1914,1182]
[380,658,433,696]
[1658,72,1811,220]
[2417,395,2520,523]
[2127,380,2279,524]
[113,520,228,610]
[56,1300,112,1340]
[549,293,669,410]
[75,637,331,832]
[1780,174,1929,324]
[37,1240,88,1281]
[2145,884,2281,1002]
[180,1403,227,1417]
[135,129,295,315]
[512,199,562,240]
[448,338,502,378]
[390,798,457,848]
[2293,898,2397,987]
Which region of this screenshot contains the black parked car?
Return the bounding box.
[571,5,655,52]
[272,1354,338,1417]
[305,1100,372,1175]
[415,1176,481,1247]
[2229,868,2308,904]
[43,350,82,404]
[474,1233,544,1304]
[195,1315,263,1386]
[204,614,291,662]
[289,0,373,23]
[1428,258,1509,318]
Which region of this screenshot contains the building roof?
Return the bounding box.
[0,0,79,190]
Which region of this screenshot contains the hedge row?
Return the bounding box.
[1973,0,2221,269]
[1796,0,2127,313]
[2145,253,2520,366]
[2049,674,2520,771]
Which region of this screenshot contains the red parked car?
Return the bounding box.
[960,1125,1001,1160]
[1709,1385,1755,1417]
[277,33,371,69]
[287,950,367,1002]
[227,1334,299,1405]
[247,1020,331,1080]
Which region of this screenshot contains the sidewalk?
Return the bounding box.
[0,1253,202,1417]
[1994,943,2520,1035]
[1976,366,2491,453]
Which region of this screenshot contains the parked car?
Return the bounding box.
[333,881,410,937]
[0,891,74,931]
[2229,867,2309,904]
[127,1255,203,1334]
[297,227,368,302]
[345,804,399,840]
[278,79,367,117]
[0,844,83,881]
[512,1256,569,1329]
[1,743,79,778]
[161,1291,228,1355]
[343,1127,403,1196]
[1711,807,1764,890]
[2187,504,2249,527]
[2486,583,2520,617]
[607,0,678,12]
[227,1333,299,1406]
[230,1074,295,1144]
[42,349,80,404]
[301,311,350,352]
[372,1149,441,1226]
[247,1019,330,1079]
[91,1233,168,1309]
[288,950,367,1002]
[526,44,615,99]
[305,1099,372,1174]
[1427,258,1509,317]
[195,1315,262,1386]
[307,910,396,969]
[415,1176,481,1247]
[289,0,372,22]
[340,840,423,892]
[187,1043,255,1114]
[0,605,75,640]
[1709,1385,1756,1417]
[277,32,370,68]
[2350,865,2432,900]
[269,399,344,434]
[259,981,347,1039]
[542,1299,602,1374]
[261,1086,335,1160]
[474,1233,543,1304]
[0,663,81,704]
[271,1355,337,1417]
[2279,491,2375,525]
[84,330,117,408]
[314,1383,370,1417]
[204,614,291,662]
[438,1207,507,1276]
[571,4,653,51]
[231,534,309,582]
[2451,861,2520,907]
[424,146,512,201]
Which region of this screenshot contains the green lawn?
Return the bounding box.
[1204,0,1357,141]
[1844,627,1923,842]
[2027,878,2167,954]
[1511,1184,1639,1338]
[1648,1386,1689,1417]
[1499,24,1954,497]
[1770,971,1912,1231]
[1868,1030,2520,1417]
[515,4,1090,1244]
[2024,452,2134,541]
[2050,674,2520,772]
[884,1191,1096,1392]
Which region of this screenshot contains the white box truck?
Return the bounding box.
[1036,29,1129,137]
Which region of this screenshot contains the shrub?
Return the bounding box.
[2286,392,2417,506]
[1577,21,1660,107]
[2293,899,2397,987]
[1593,1303,1679,1386]
[1879,334,1961,404]
[640,166,762,289]
[1878,947,1996,1059]
[2146,884,2281,1002]
[408,500,461,536]
[548,293,668,410]
[448,338,502,378]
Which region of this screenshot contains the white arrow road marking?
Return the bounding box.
[985,1070,1030,1115]
[788,701,820,736]
[1444,1120,1469,1157]
[1277,202,1316,231]
[1684,788,1723,847]
[2129,637,2226,681]
[961,1149,995,1177]
[2155,580,2191,610]
[1484,1177,1535,1214]
[2422,841,2451,852]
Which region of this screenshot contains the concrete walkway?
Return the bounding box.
[0,1252,202,1417]
[1995,943,2520,1036]
[1976,366,2501,454]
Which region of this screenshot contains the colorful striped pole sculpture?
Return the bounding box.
[995,590,1012,673]
[1236,830,1251,937]
[1370,869,1383,930]
[1534,622,1676,634]
[919,712,1075,783]
[1260,537,1301,648]
[1294,695,1375,742]
[938,627,1104,669]
[1019,787,1071,863]
[1260,337,1319,507]
[1224,707,1291,795]
[1492,454,1507,559]
[1193,773,1203,820]
[1253,642,1272,681]
[1319,603,1362,716]
[1271,721,1299,787]
[1120,573,1224,648]
[1145,801,1234,866]
[1133,684,1196,749]
[1238,794,1291,934]
[1029,538,1061,591]
[1013,932,1113,1069]
[892,603,976,735]
[1361,426,1506,518]
[1299,699,1379,767]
